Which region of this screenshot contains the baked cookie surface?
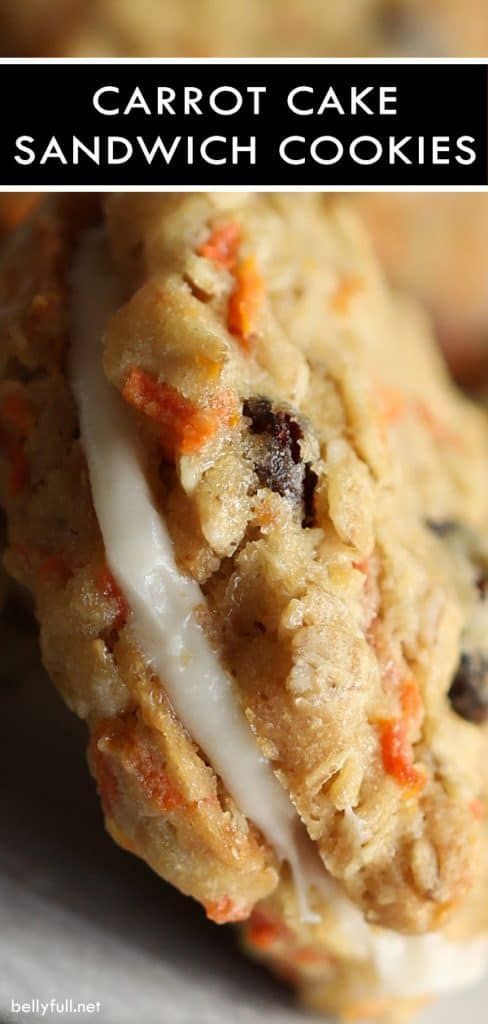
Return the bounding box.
[1,0,487,57]
[1,193,487,1018]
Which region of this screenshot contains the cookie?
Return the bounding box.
[354,193,488,387]
[1,192,487,1018]
[1,0,487,57]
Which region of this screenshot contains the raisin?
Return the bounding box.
[302,464,318,528]
[243,396,275,434]
[243,396,304,501]
[448,653,488,724]
[425,519,459,538]
[243,395,317,525]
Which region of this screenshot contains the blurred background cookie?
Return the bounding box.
[1,0,487,57]
[354,193,488,388]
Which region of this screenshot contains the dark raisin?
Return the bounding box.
[302,464,318,528]
[448,653,488,724]
[243,396,275,434]
[258,427,302,500]
[243,395,304,501]
[425,519,459,538]
[243,395,317,525]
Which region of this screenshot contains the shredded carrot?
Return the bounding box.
[122,368,233,456]
[291,946,331,967]
[379,719,425,793]
[330,274,364,315]
[198,221,241,269]
[245,910,291,950]
[98,565,129,631]
[38,553,73,587]
[375,386,464,450]
[127,736,185,813]
[91,718,185,817]
[227,256,265,350]
[400,677,423,722]
[205,897,250,925]
[254,496,278,530]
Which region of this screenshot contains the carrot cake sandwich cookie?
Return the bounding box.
[1,192,488,1020]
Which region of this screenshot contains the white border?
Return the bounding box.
[1,57,487,191]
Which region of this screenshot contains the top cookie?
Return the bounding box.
[1,193,487,938]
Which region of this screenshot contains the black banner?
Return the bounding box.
[1,62,487,185]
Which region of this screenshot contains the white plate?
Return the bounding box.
[1,653,487,1024]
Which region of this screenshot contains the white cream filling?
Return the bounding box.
[368,929,488,999]
[69,229,488,999]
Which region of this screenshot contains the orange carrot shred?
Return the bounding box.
[379,719,425,793]
[126,736,185,813]
[99,565,129,631]
[400,677,423,722]
[91,718,185,818]
[227,256,265,350]
[198,221,241,269]
[331,274,363,315]
[205,897,250,925]
[246,911,290,950]
[375,387,464,450]
[291,946,331,967]
[122,368,230,456]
